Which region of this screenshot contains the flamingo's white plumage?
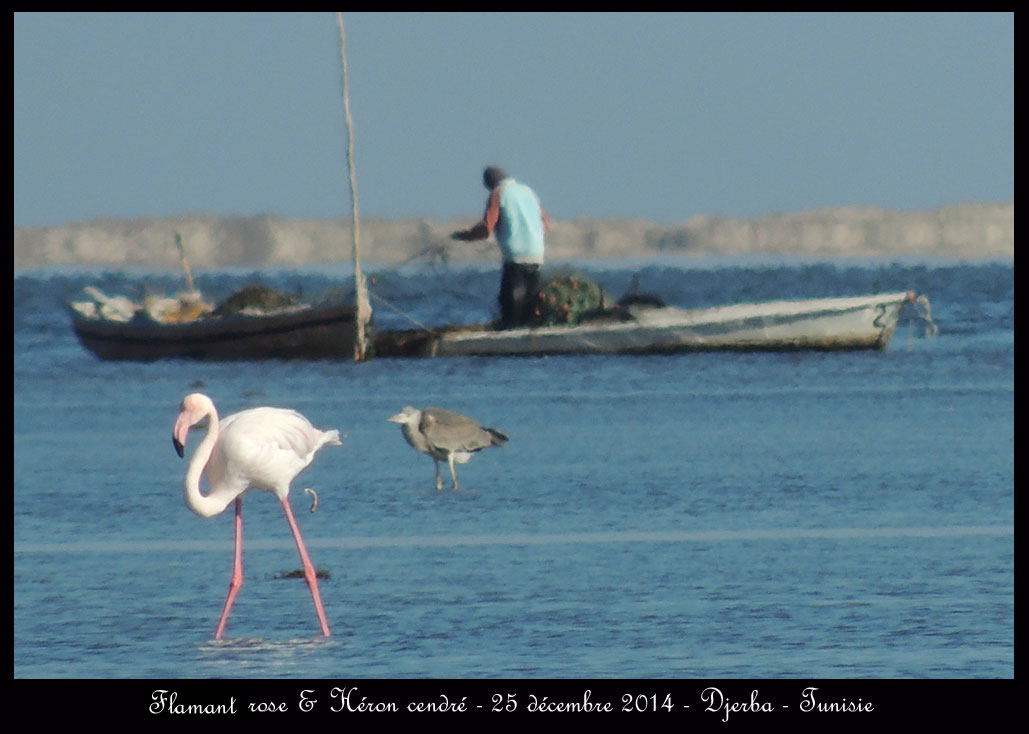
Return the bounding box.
[173,392,340,639]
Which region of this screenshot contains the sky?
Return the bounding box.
[13,12,1014,229]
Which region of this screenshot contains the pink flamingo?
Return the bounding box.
[172,392,340,639]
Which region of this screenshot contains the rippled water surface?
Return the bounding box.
[13,258,1013,678]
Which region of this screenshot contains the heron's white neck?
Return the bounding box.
[183,407,235,518]
[401,421,430,454]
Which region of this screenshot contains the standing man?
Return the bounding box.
[452,165,550,329]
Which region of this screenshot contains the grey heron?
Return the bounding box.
[388,406,508,490]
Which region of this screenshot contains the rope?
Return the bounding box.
[365,240,493,311]
[368,290,439,335]
[370,243,453,280]
[904,292,938,350]
[908,292,938,338]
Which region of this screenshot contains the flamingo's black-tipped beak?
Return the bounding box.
[173,411,191,458]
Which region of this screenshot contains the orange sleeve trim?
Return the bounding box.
[484,189,501,232]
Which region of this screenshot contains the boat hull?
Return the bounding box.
[70,304,359,361]
[376,292,915,358]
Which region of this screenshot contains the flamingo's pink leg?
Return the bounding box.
[281,497,331,637]
[214,496,244,639]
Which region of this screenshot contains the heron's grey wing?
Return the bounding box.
[422,408,504,453]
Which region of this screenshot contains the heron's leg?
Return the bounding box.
[281,496,331,637]
[434,459,443,491]
[447,454,459,490]
[214,496,244,640]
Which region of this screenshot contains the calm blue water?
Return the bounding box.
[13,257,1013,679]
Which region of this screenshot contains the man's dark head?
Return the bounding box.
[483,166,508,189]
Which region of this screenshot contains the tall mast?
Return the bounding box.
[337,13,369,360]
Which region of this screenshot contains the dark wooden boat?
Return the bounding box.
[69,299,359,361]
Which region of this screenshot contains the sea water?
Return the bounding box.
[13,257,1013,679]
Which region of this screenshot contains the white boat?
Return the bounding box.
[373,291,932,358]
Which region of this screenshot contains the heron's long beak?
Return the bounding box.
[387,413,404,423]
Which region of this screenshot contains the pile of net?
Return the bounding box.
[214,285,297,316]
[532,273,609,326]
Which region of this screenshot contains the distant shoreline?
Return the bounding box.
[13,202,1013,269]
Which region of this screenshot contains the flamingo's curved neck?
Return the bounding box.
[184,408,234,518]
